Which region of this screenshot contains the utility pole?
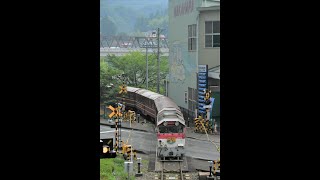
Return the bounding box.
[157,27,160,93]
[146,46,148,90]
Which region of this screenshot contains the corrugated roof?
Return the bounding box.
[155,96,180,112]
[127,86,141,93]
[125,87,183,119]
[208,66,220,79]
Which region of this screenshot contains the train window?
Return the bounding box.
[158,124,183,133]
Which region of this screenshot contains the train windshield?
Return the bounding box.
[158,124,183,133]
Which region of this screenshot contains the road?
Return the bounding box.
[185,137,220,160]
[100,125,220,161]
[100,125,157,154]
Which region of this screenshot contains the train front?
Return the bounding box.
[156,108,186,160]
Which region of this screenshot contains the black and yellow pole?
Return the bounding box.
[118,83,127,150]
[103,104,106,119]
[115,117,118,153]
[213,160,217,176]
[117,107,122,150]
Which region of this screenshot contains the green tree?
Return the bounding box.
[100,57,121,104]
[106,51,169,95]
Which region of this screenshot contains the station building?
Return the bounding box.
[167,0,220,129]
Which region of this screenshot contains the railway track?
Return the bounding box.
[157,161,189,180]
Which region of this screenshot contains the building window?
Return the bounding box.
[185,91,188,103]
[188,87,197,113]
[188,24,197,51]
[205,21,220,47]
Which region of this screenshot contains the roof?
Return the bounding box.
[157,108,185,126]
[197,6,220,11]
[127,86,141,93]
[198,0,220,11]
[208,66,220,79]
[155,96,180,112]
[126,86,182,117]
[136,89,163,100]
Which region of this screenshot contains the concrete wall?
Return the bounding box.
[198,9,220,69]
[168,0,201,109]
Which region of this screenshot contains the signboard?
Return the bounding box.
[198,65,207,73]
[198,65,208,115]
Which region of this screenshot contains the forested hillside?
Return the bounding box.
[100,0,168,36]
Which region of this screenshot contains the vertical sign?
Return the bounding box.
[198,65,208,116]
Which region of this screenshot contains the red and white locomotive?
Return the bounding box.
[156,108,186,160]
[118,86,186,160]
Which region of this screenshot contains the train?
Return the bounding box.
[117,86,186,160]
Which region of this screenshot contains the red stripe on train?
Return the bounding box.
[157,133,186,139]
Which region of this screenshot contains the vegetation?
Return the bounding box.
[100,156,135,180]
[100,57,120,104]
[100,52,169,104]
[100,0,168,36]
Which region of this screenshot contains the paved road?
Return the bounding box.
[100,125,157,153]
[185,138,220,160]
[100,125,220,160]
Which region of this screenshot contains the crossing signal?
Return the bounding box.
[119,84,127,94]
[108,105,123,118]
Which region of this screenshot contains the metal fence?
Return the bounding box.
[100,35,169,49]
[179,106,196,127]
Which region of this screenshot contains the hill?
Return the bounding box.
[100,0,168,36]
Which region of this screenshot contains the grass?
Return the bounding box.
[100,155,135,180]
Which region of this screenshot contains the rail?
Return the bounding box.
[160,161,184,180]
